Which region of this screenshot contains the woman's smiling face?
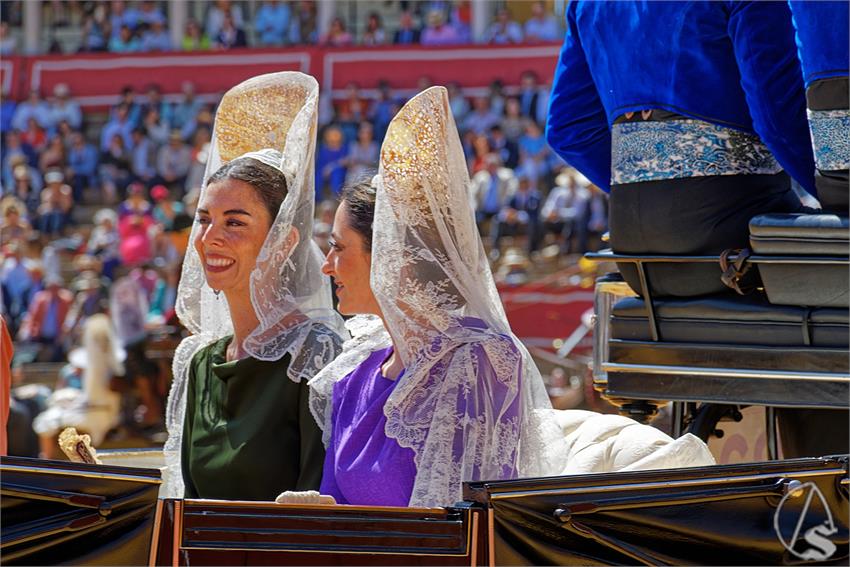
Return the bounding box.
[194,178,272,296]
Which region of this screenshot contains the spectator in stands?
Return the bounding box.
[113,85,142,127]
[37,170,73,236]
[502,97,524,142]
[141,16,172,52]
[518,71,541,121]
[151,184,185,230]
[393,10,421,45]
[468,133,492,174]
[20,118,47,153]
[142,107,169,146]
[0,21,16,55]
[488,79,506,118]
[2,132,37,188]
[0,199,31,244]
[138,0,165,28]
[109,24,141,52]
[99,134,132,204]
[368,81,401,141]
[541,168,591,254]
[421,10,462,46]
[118,181,153,218]
[46,84,82,132]
[185,128,210,192]
[100,104,134,151]
[67,131,99,202]
[486,8,523,44]
[10,161,43,218]
[290,0,318,45]
[517,119,550,184]
[140,84,173,130]
[489,124,519,169]
[463,96,500,135]
[18,273,73,362]
[1,243,36,337]
[79,12,108,52]
[109,0,141,41]
[12,90,51,132]
[172,82,203,132]
[206,0,244,41]
[38,136,66,175]
[214,11,247,49]
[255,0,290,46]
[181,18,210,51]
[469,153,517,232]
[362,12,386,46]
[345,122,379,184]
[492,173,542,253]
[130,127,158,185]
[321,17,354,47]
[118,209,154,268]
[447,82,469,123]
[64,270,110,340]
[157,130,192,191]
[316,125,348,201]
[524,1,560,42]
[88,209,121,279]
[179,105,213,148]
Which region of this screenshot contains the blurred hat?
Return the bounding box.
[45,170,64,184]
[127,182,145,195]
[150,184,169,202]
[53,83,70,98]
[94,208,118,225]
[44,273,65,287]
[13,164,30,180]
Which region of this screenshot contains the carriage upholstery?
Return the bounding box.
[749,213,849,308]
[611,294,849,348]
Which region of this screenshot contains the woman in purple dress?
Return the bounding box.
[280,87,552,508]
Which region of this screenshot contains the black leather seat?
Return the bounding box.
[748,213,849,307]
[612,293,849,348]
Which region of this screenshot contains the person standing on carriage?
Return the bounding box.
[546,1,818,298]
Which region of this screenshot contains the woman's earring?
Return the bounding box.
[213,289,221,298]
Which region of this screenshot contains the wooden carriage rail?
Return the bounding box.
[153,498,488,567]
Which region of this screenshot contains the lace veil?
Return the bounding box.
[310,87,552,507]
[163,72,345,497]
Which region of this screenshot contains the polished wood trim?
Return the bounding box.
[183,498,443,514]
[487,508,495,567]
[172,500,182,567]
[469,511,479,567]
[148,499,163,567]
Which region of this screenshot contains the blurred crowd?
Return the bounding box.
[0,6,605,454]
[0,0,562,56]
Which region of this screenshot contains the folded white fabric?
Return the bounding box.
[532,409,716,476]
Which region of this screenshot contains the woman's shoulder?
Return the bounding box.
[189,335,231,370]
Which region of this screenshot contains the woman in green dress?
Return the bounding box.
[163,72,345,500]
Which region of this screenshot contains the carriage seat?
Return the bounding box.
[748,213,849,307]
[611,293,849,348]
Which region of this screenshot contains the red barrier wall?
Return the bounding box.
[3,43,560,108]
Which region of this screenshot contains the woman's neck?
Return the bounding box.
[224,290,259,362]
[378,312,405,380]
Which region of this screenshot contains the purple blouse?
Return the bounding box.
[320,346,417,506]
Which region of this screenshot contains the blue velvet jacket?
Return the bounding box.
[788,1,849,87]
[545,1,816,195]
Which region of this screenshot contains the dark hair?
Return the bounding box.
[207,156,288,223]
[340,178,376,251]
